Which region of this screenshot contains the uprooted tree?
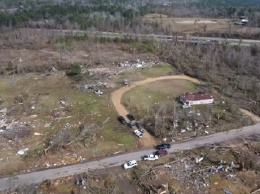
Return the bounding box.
[44,127,71,154]
[44,123,100,154]
[67,124,101,146]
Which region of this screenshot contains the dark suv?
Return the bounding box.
[155,150,168,156]
[127,122,135,128]
[156,144,171,150]
[127,114,135,121]
[135,121,143,129]
[118,116,127,124]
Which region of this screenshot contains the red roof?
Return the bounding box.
[182,92,213,101]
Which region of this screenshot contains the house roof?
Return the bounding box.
[182,92,213,102]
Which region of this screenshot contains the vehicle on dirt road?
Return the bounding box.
[134,130,143,138]
[155,150,168,156]
[127,113,135,121]
[118,116,127,124]
[135,121,143,129]
[143,154,159,161]
[128,122,135,128]
[136,121,145,133]
[156,144,171,150]
[123,160,137,169]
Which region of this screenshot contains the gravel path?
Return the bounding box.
[0,123,259,191]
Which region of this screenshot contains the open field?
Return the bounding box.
[0,71,138,175]
[142,14,260,34]
[122,79,195,117]
[0,41,174,176]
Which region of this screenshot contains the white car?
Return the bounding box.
[143,154,159,161]
[123,160,138,169]
[134,130,143,138]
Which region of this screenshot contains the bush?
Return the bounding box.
[65,64,81,77]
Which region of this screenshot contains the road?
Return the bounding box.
[29,28,260,46]
[0,123,259,191]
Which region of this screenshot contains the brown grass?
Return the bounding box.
[122,79,196,115]
[0,28,158,73]
[142,14,260,34]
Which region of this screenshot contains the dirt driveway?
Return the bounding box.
[239,108,260,123]
[111,75,201,147]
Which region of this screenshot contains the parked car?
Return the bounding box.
[135,121,145,133]
[118,116,126,124]
[156,144,171,150]
[123,160,137,169]
[155,150,168,156]
[143,154,159,161]
[127,113,135,121]
[135,121,143,129]
[128,122,135,128]
[134,130,143,138]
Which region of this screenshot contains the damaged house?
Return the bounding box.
[180,92,214,108]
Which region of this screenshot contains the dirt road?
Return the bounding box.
[239,108,260,123]
[1,123,259,191]
[111,75,201,147]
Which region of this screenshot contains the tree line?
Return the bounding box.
[0,2,144,30]
[0,0,260,32]
[154,41,260,117]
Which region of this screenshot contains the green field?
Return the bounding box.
[122,79,196,117]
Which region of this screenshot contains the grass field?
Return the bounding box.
[0,62,174,174]
[114,63,174,87]
[142,14,260,34]
[0,72,136,174]
[139,63,174,78]
[122,79,196,117]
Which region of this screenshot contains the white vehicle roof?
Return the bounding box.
[134,130,143,137]
[129,160,137,163]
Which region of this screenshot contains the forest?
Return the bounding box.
[0,0,260,31]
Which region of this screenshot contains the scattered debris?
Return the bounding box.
[54,116,72,120]
[67,124,100,146]
[51,67,58,73]
[30,115,38,119]
[34,132,43,136]
[102,117,110,126]
[123,79,129,85]
[94,90,103,96]
[17,148,29,155]
[76,179,85,186]
[119,59,154,68]
[1,123,31,140]
[60,99,66,105]
[44,127,71,153]
[196,157,204,163]
[223,188,232,194]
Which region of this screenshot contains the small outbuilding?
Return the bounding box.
[180,92,214,107]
